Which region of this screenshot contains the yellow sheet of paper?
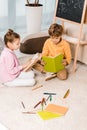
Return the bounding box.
[45,104,68,115]
[37,110,61,120]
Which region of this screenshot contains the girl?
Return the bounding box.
[0,29,36,87]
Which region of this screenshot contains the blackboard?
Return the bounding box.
[56,0,85,23]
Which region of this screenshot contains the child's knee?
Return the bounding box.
[28,70,35,78]
[29,78,36,86]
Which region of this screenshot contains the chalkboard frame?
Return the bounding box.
[54,0,86,24]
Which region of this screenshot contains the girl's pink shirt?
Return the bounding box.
[0,47,23,83]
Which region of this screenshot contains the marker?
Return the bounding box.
[43,92,56,95]
[50,95,52,101]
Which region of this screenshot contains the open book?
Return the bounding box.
[24,53,42,71]
[42,54,64,73]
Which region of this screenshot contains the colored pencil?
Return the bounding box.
[63,89,70,98]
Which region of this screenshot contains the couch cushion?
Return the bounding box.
[20,36,49,54]
[64,23,87,42]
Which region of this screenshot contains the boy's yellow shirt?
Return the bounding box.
[42,38,71,64]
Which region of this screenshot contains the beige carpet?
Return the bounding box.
[0,51,87,130]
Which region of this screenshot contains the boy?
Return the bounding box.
[42,23,71,80]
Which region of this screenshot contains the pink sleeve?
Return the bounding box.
[5,52,23,75]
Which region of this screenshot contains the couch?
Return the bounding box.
[63,22,87,64]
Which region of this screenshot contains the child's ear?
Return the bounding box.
[7,42,12,48]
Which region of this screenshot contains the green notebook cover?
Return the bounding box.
[42,54,64,73]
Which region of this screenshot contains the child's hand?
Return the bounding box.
[62,59,68,66]
[38,53,42,60]
[41,59,46,66]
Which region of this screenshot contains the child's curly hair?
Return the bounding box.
[48,23,63,37]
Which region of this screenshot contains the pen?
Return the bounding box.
[46,95,50,101]
[21,101,25,109]
[43,92,56,95]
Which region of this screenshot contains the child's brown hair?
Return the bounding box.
[4,29,20,46]
[48,23,63,37]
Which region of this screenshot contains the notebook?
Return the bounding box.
[45,104,68,115]
[37,110,61,120]
[42,54,64,73]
